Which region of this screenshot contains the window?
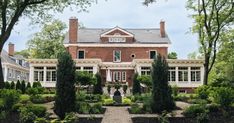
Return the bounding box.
[178,67,188,82]
[76,67,81,71]
[78,50,85,59]
[191,67,201,82]
[109,37,126,42]
[113,50,121,62]
[150,51,157,59]
[122,72,126,82]
[141,67,151,75]
[83,67,93,74]
[113,71,121,82]
[168,67,176,82]
[34,67,44,82]
[46,67,56,82]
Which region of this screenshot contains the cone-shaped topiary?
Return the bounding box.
[21,80,26,94]
[54,51,76,119]
[132,73,141,95]
[93,73,103,94]
[26,82,31,89]
[16,80,21,90]
[4,81,10,89]
[10,81,15,89]
[151,54,175,113]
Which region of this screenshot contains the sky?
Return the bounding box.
[4,0,200,58]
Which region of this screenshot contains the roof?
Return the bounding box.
[64,28,171,44]
[1,50,29,68]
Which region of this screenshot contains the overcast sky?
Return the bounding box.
[4,0,199,58]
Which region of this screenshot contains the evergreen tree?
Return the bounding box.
[16,80,21,90]
[33,82,42,88]
[54,51,76,119]
[93,73,103,94]
[10,81,15,89]
[132,73,141,95]
[26,82,31,89]
[151,54,175,113]
[21,80,26,94]
[4,81,10,89]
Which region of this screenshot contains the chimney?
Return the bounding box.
[69,17,78,43]
[8,42,15,56]
[160,21,165,38]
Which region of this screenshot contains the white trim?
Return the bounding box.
[64,43,170,48]
[149,50,157,59]
[100,27,134,37]
[113,50,121,62]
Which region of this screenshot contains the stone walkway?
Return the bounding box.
[102,107,133,123]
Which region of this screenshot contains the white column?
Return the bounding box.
[29,65,34,83]
[200,66,204,85]
[175,67,179,85]
[188,67,191,84]
[93,66,98,74]
[4,66,8,82]
[43,66,47,85]
[137,65,141,75]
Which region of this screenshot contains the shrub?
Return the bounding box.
[26,105,46,117]
[211,87,234,107]
[123,97,132,105]
[114,83,121,90]
[90,103,103,114]
[32,82,42,88]
[123,85,128,94]
[183,104,207,117]
[103,98,114,105]
[19,107,37,123]
[137,75,152,88]
[4,81,10,89]
[16,80,21,90]
[10,81,15,89]
[132,73,141,95]
[93,73,103,95]
[12,103,24,112]
[26,82,31,89]
[63,112,78,123]
[30,95,45,104]
[26,88,39,95]
[187,99,208,104]
[171,85,178,97]
[130,103,142,114]
[21,80,26,94]
[174,93,190,102]
[76,102,91,114]
[34,117,48,123]
[206,103,220,113]
[196,85,211,100]
[76,91,86,102]
[0,89,20,110]
[142,97,152,113]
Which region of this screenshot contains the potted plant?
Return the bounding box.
[123,84,128,94]
[113,83,122,104]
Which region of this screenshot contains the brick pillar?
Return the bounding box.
[8,42,14,56]
[160,21,165,38]
[69,17,78,43]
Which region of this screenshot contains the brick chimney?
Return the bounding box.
[160,21,165,38]
[69,17,78,43]
[8,42,14,56]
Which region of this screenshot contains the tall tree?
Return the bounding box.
[93,73,103,94]
[15,49,30,58]
[0,0,92,88]
[168,52,177,59]
[27,20,66,58]
[54,51,76,119]
[151,54,174,113]
[187,0,234,85]
[132,73,141,95]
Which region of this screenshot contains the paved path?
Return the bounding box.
[102,107,133,123]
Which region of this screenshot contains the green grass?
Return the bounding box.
[20,94,30,101]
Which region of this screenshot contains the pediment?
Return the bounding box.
[100,27,134,37]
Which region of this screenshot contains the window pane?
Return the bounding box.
[114,50,121,62]
[78,51,84,59]
[150,51,156,59]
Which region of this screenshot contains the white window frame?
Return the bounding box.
[113,50,121,62]
[191,67,201,82]
[149,50,157,59]
[141,67,151,75]
[122,72,126,82]
[113,71,121,82]
[168,67,176,82]
[77,50,85,59]
[46,67,56,82]
[34,67,44,82]
[178,67,188,82]
[83,67,93,74]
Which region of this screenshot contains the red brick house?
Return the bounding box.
[28,17,204,93]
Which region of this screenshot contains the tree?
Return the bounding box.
[76,71,96,93]
[93,73,103,94]
[27,20,66,58]
[168,52,177,59]
[16,80,21,90]
[151,54,175,113]
[14,49,30,58]
[26,82,31,89]
[137,75,152,88]
[187,0,234,85]
[132,73,141,95]
[20,80,26,94]
[0,0,93,88]
[187,51,203,59]
[4,81,10,89]
[54,51,76,119]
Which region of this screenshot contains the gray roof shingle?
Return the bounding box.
[1,50,29,68]
[64,28,171,44]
